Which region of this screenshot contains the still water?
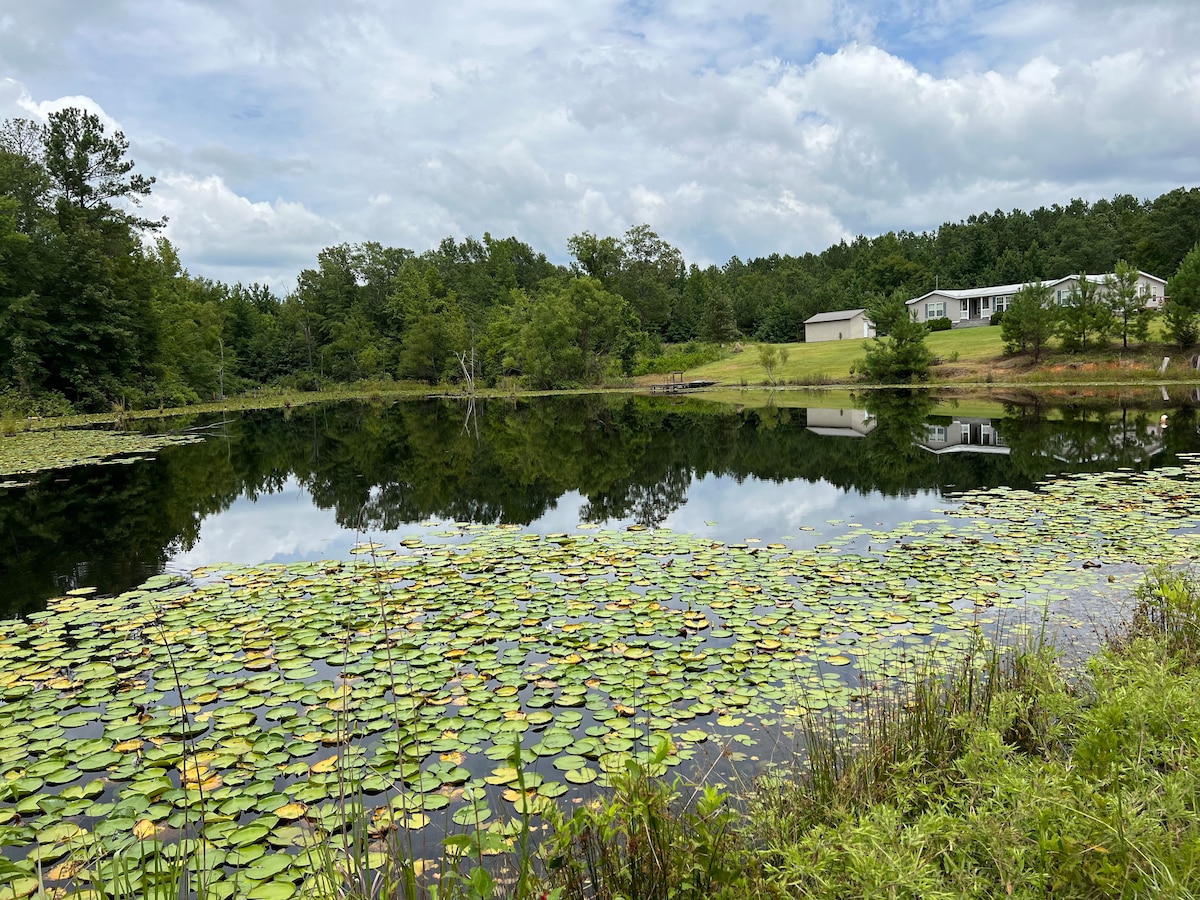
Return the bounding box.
[1,389,1195,620]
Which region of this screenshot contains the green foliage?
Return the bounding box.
[856,294,932,383]
[617,224,684,337]
[0,119,50,232]
[1136,187,1200,277]
[568,230,625,286]
[511,277,638,388]
[864,290,907,335]
[43,108,158,226]
[927,316,953,331]
[1057,273,1114,351]
[692,265,739,344]
[1126,565,1200,667]
[757,343,783,384]
[633,341,726,376]
[1165,244,1200,349]
[568,225,684,340]
[1105,259,1153,349]
[0,109,161,409]
[1162,300,1200,350]
[543,738,747,900]
[1002,280,1057,361]
[398,283,467,383]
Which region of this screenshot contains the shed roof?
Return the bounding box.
[804,308,866,325]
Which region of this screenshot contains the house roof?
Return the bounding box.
[908,282,1028,304]
[804,308,866,324]
[907,270,1166,306]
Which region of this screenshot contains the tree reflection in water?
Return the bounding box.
[0,391,1195,618]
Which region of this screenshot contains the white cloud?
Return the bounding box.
[1,1,1198,285]
[0,79,122,133]
[168,477,353,570]
[141,173,341,291]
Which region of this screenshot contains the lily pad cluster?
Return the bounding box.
[4,458,1200,897]
[0,429,202,485]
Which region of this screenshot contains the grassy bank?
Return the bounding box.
[535,566,1200,899]
[0,380,646,435]
[684,327,1200,388]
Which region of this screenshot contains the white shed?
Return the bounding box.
[804,308,875,343]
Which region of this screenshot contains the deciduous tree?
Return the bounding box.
[512,278,637,388]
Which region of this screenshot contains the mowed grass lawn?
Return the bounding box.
[687,327,1006,385]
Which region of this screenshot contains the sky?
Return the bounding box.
[1,0,1197,292]
[166,474,942,573]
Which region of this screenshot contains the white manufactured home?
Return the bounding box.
[803,308,875,343]
[906,271,1167,328]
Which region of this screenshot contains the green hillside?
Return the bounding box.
[681,322,1200,386]
[685,327,1005,384]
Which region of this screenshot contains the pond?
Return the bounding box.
[4,389,1196,620]
[3,389,1200,898]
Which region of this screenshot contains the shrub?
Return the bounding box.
[277,372,325,392]
[990,309,1005,327]
[633,342,727,376]
[0,388,76,418]
[928,317,953,332]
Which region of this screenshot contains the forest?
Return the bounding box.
[2,108,1200,412]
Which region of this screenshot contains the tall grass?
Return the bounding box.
[540,738,746,900]
[753,623,1066,843]
[742,566,1200,898]
[308,543,544,900]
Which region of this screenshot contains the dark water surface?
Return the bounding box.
[2,389,1197,621]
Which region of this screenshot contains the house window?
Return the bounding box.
[981,297,991,312]
[960,299,969,315]
[928,425,946,442]
[996,295,1008,312]
[925,301,945,319]
[1057,289,1071,304]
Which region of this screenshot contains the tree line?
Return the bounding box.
[2,109,1200,411]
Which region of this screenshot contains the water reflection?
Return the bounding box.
[1,391,1196,618]
[804,407,876,438]
[918,418,1009,455]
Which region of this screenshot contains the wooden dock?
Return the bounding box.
[648,372,716,394]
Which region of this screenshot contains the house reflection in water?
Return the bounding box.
[919,418,1010,455]
[805,408,876,438]
[805,407,1168,467]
